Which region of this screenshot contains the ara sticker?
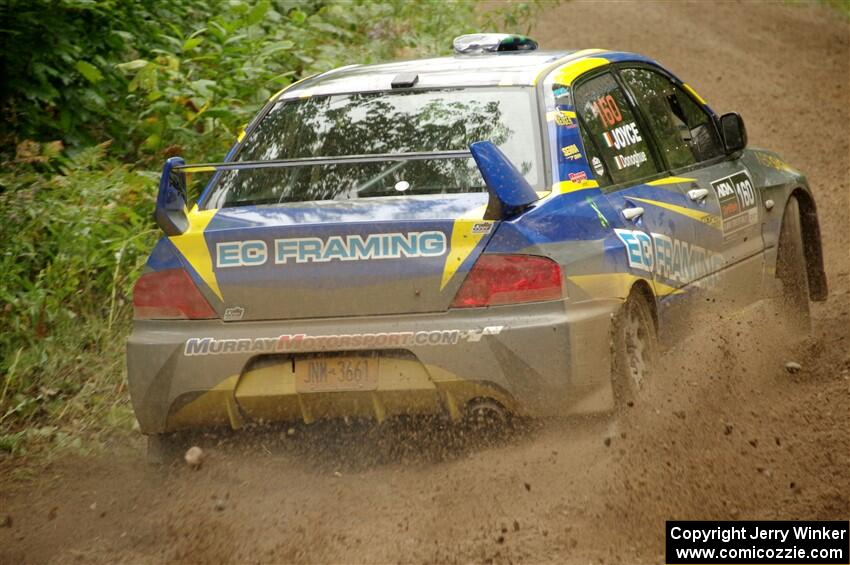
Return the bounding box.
[710,170,758,237]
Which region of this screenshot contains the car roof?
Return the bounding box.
[278,49,651,99]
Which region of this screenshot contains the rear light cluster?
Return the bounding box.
[450,254,563,308]
[133,269,216,320]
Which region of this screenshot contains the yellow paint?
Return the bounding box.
[440,203,491,289]
[569,272,682,299]
[236,126,246,142]
[627,196,720,228]
[545,109,577,122]
[181,165,216,173]
[682,83,707,105]
[551,179,600,194]
[645,176,696,186]
[268,73,317,102]
[169,205,223,300]
[532,49,607,85]
[551,57,610,86]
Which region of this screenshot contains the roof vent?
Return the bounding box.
[453,33,538,55]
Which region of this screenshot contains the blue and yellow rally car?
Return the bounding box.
[128,34,826,457]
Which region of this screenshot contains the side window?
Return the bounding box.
[574,73,659,186]
[620,68,723,169]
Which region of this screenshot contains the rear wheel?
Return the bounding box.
[611,289,658,408]
[775,196,811,331]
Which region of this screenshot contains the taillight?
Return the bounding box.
[450,254,563,308]
[133,269,217,320]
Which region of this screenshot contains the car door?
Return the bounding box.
[617,66,765,304]
[572,71,704,301]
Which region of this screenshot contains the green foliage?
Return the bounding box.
[0,142,154,447]
[0,0,542,455]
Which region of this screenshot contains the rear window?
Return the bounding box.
[203,88,542,208]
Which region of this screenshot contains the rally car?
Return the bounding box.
[128,33,826,459]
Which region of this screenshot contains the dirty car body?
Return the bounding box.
[127,36,826,436]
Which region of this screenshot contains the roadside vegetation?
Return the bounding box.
[0,0,538,456]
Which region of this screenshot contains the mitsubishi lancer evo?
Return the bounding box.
[127,34,826,460]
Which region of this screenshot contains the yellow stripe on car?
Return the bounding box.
[532,49,607,85]
[169,206,223,300]
[551,179,599,194]
[569,272,682,299]
[645,176,696,186]
[550,57,610,86]
[440,205,490,290]
[682,83,707,105]
[627,196,721,228]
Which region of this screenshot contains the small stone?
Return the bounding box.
[523,482,531,492]
[0,515,11,528]
[287,427,296,436]
[214,499,226,512]
[604,437,612,447]
[785,361,802,374]
[89,502,97,511]
[513,520,520,532]
[673,410,686,420]
[333,471,342,478]
[184,446,204,469]
[723,423,734,435]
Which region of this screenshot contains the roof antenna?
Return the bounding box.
[391,73,419,89]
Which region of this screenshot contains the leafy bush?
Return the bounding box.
[0,0,541,454]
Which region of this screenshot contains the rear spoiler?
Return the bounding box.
[156,141,539,235]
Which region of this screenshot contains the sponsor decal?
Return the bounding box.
[591,156,605,177]
[223,306,245,321]
[602,122,643,150]
[216,231,447,268]
[615,228,723,286]
[552,110,576,128]
[568,171,588,184]
[613,150,648,170]
[561,144,582,161]
[710,171,758,237]
[471,222,493,234]
[183,326,506,356]
[586,196,609,228]
[591,94,623,128]
[553,86,569,98]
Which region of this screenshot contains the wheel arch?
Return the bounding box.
[629,278,659,331]
[785,188,828,301]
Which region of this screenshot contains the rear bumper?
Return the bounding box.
[126,299,620,434]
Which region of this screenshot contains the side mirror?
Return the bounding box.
[155,156,190,236]
[469,141,539,220]
[719,112,747,154]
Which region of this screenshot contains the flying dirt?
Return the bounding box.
[1,2,847,564]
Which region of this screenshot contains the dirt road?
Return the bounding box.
[2,2,848,563]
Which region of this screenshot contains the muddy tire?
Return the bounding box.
[775,196,811,331]
[146,434,183,465]
[611,289,658,408]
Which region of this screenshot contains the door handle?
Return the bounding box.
[687,188,709,202]
[622,207,644,222]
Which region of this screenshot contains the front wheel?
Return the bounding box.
[611,288,658,408]
[775,196,811,331]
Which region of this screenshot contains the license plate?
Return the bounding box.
[295,357,379,393]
